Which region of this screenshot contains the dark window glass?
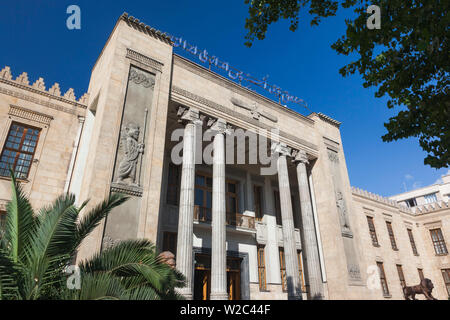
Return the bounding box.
[377,262,390,296]
[386,221,398,250]
[430,228,448,255]
[0,123,40,179]
[407,228,419,255]
[367,216,379,246]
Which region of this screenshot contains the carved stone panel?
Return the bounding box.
[327,148,363,284]
[103,66,156,249]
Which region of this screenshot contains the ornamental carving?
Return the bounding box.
[115,122,144,186]
[128,69,155,88]
[328,150,339,163]
[336,191,352,235]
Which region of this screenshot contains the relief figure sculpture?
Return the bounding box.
[336,191,351,232]
[115,122,144,186]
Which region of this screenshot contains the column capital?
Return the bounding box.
[292,149,309,165]
[177,106,204,125]
[271,142,292,157]
[207,117,232,135]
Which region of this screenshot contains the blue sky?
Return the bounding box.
[1,1,447,196]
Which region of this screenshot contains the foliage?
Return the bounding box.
[0,171,184,300]
[244,0,449,168]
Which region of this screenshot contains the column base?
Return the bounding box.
[210,292,229,300]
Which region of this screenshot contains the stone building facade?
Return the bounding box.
[0,13,448,300]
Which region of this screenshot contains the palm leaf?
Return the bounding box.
[0,249,21,300]
[75,193,128,250]
[3,171,36,262]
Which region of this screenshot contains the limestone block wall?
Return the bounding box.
[352,188,450,300]
[0,66,87,211]
[74,14,174,261]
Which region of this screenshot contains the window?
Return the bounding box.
[366,216,379,246]
[405,198,417,208]
[424,193,437,204]
[274,191,282,226]
[279,248,287,291]
[297,250,306,293]
[442,269,450,298]
[194,173,213,222]
[377,262,390,296]
[418,268,424,281]
[407,228,419,256]
[254,186,263,221]
[386,221,398,250]
[194,172,239,225]
[162,232,177,255]
[430,228,448,255]
[396,265,406,288]
[166,163,180,205]
[0,123,40,179]
[257,246,267,291]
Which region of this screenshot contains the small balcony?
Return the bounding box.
[194,205,255,230]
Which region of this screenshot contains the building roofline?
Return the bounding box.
[173,53,315,126]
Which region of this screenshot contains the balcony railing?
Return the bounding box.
[194,205,255,229]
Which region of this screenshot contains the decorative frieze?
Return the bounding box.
[128,68,155,88]
[230,97,278,123]
[171,85,319,152]
[8,105,54,126]
[126,48,163,73]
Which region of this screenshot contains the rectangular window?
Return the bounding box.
[274,191,282,226]
[405,198,417,208]
[194,172,239,226]
[407,228,419,256]
[386,221,398,250]
[194,173,213,222]
[162,232,177,255]
[0,123,40,179]
[430,228,448,255]
[424,193,437,204]
[366,216,379,246]
[254,186,263,221]
[377,262,390,296]
[166,163,180,205]
[396,265,406,288]
[297,250,306,293]
[441,269,450,298]
[418,268,424,281]
[279,248,287,292]
[257,246,267,291]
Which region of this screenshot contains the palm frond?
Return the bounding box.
[0,249,21,300]
[75,193,128,250]
[30,193,79,260]
[4,171,36,262]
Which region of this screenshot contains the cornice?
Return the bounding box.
[171,85,318,153]
[309,112,341,128]
[126,48,164,73]
[120,13,172,45]
[0,84,84,116]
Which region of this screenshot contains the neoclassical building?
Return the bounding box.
[0,13,449,300]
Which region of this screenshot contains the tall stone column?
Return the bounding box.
[294,150,324,300]
[176,107,202,300]
[273,142,302,300]
[209,118,229,300]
